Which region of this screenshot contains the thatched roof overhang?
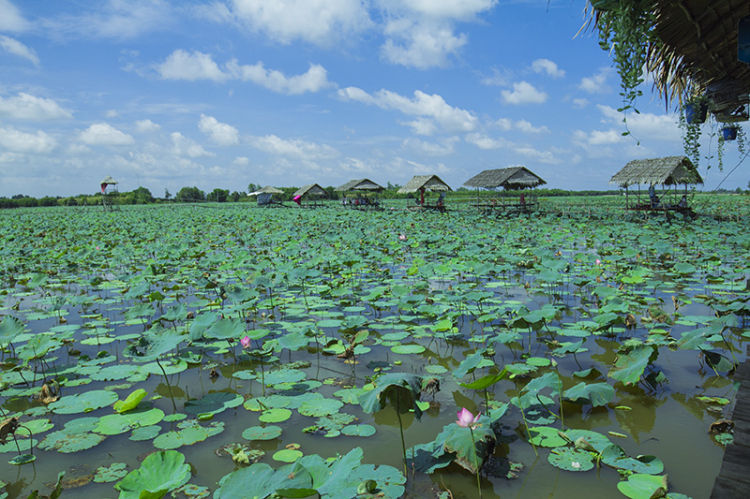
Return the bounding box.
[463,167,547,190]
[248,185,284,196]
[334,179,384,192]
[588,1,750,116]
[397,175,452,193]
[609,156,704,187]
[293,183,327,197]
[100,175,118,185]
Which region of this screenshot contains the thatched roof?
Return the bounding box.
[100,175,118,185]
[463,167,546,190]
[397,175,452,193]
[588,1,750,117]
[609,156,704,187]
[293,183,327,197]
[334,178,384,192]
[248,185,284,196]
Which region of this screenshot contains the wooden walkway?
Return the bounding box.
[710,352,750,498]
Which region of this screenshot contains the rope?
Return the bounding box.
[710,147,750,195]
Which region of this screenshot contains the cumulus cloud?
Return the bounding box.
[198,114,239,146]
[493,117,547,133]
[79,123,135,146]
[135,119,160,133]
[381,19,466,69]
[221,0,372,46]
[480,67,513,87]
[0,0,29,32]
[531,58,564,78]
[171,132,214,157]
[156,50,228,82]
[0,93,72,121]
[43,0,173,40]
[0,35,39,66]
[513,145,561,164]
[465,132,510,150]
[0,126,56,153]
[597,104,680,142]
[338,87,477,134]
[248,134,338,159]
[155,50,333,94]
[501,81,547,105]
[579,68,612,94]
[232,156,250,165]
[402,137,458,156]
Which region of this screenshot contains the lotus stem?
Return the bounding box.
[395,393,407,476]
[469,426,482,498]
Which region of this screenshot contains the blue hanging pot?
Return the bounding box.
[685,102,708,124]
[722,126,738,141]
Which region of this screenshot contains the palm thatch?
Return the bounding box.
[609,156,704,187]
[334,179,384,192]
[100,175,118,185]
[293,183,327,198]
[248,185,284,196]
[397,175,452,194]
[587,1,750,116]
[463,167,546,190]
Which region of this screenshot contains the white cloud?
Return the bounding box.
[0,126,56,153]
[227,61,333,94]
[480,67,513,87]
[171,132,214,157]
[198,114,239,146]
[135,119,160,133]
[402,137,458,156]
[156,50,228,82]
[0,35,39,66]
[155,50,333,94]
[232,156,250,165]
[501,81,547,105]
[513,145,561,164]
[44,0,172,40]
[79,123,135,146]
[531,58,564,78]
[572,98,589,108]
[249,134,338,159]
[381,19,466,69]
[465,132,509,150]
[225,0,372,46]
[105,109,119,118]
[579,68,612,94]
[400,117,438,136]
[597,104,680,142]
[515,120,548,134]
[384,0,497,19]
[494,118,512,131]
[338,87,477,134]
[0,93,72,121]
[0,0,29,32]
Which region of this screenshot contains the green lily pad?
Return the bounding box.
[273,448,303,463]
[548,447,595,472]
[115,450,191,499]
[617,474,668,499]
[298,398,344,417]
[9,454,36,465]
[184,392,243,417]
[259,408,292,423]
[242,425,282,441]
[49,390,119,414]
[94,462,128,483]
[342,424,376,437]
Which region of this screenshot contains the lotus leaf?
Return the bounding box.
[242,425,282,441]
[608,345,658,386]
[49,390,119,414]
[548,447,595,472]
[563,382,615,407]
[359,373,424,420]
[259,408,292,423]
[601,444,664,474]
[95,408,165,435]
[184,392,243,416]
[617,474,668,499]
[113,388,148,413]
[94,462,129,483]
[298,398,344,418]
[115,450,191,499]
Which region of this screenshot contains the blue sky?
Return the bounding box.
[0,0,746,198]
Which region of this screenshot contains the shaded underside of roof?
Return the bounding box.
[589,1,750,114]
[397,175,452,193]
[293,183,327,197]
[463,167,547,190]
[609,156,704,187]
[249,185,284,195]
[100,175,118,185]
[334,178,384,192]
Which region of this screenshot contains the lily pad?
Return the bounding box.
[242,425,282,441]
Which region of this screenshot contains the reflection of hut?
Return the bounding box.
[292,183,328,208]
[100,175,118,211]
[397,175,452,207]
[249,186,285,207]
[464,167,546,209]
[335,179,384,209]
[610,156,703,211]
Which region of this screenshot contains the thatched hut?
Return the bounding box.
[100,175,118,193]
[248,186,285,206]
[100,175,118,211]
[292,183,328,207]
[610,156,703,209]
[397,175,452,206]
[463,166,546,211]
[587,1,750,120]
[335,179,384,208]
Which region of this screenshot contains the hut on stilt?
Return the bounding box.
[335,178,385,209]
[463,166,546,213]
[292,184,328,208]
[397,175,452,212]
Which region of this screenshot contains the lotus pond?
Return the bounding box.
[1,200,749,499]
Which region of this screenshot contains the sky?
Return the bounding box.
[1,0,747,198]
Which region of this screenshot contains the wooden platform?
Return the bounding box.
[710,352,750,498]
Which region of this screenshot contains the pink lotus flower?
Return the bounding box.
[456,407,480,428]
[240,336,251,348]
[595,259,601,266]
[398,233,407,241]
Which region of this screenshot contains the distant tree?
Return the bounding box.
[207,188,230,202]
[12,194,28,200]
[132,187,154,204]
[248,183,260,193]
[230,191,244,202]
[17,197,38,207]
[176,186,205,202]
[165,188,171,200]
[38,196,58,207]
